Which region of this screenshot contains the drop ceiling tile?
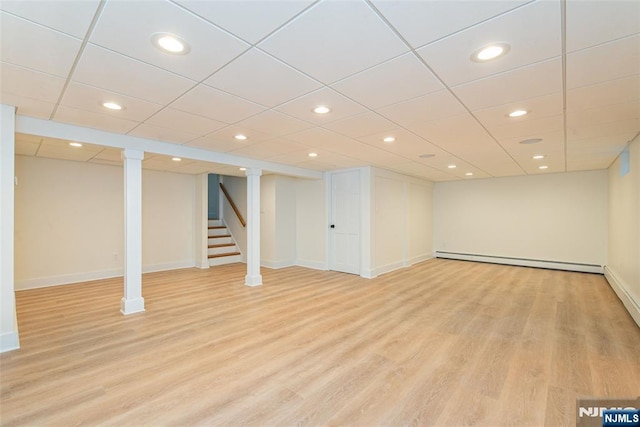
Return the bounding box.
[54,105,139,134]
[37,137,103,162]
[73,44,196,105]
[205,125,274,144]
[567,35,640,89]
[234,110,314,137]
[144,108,227,136]
[567,101,639,129]
[0,12,81,78]
[487,114,564,140]
[186,136,251,153]
[205,49,321,107]
[174,0,314,44]
[275,87,368,125]
[284,127,358,150]
[90,0,249,81]
[452,58,562,111]
[568,118,639,142]
[566,0,640,52]
[0,0,100,38]
[92,148,123,163]
[1,62,66,102]
[473,92,564,139]
[0,92,56,119]
[15,140,40,156]
[566,158,614,172]
[170,161,217,175]
[567,75,640,112]
[259,0,408,84]
[128,123,200,144]
[229,139,308,160]
[370,0,528,49]
[417,1,560,87]
[519,155,566,175]
[473,92,563,125]
[376,90,467,128]
[387,162,458,181]
[356,128,447,159]
[324,112,397,138]
[60,82,163,122]
[171,84,265,124]
[498,130,565,158]
[331,53,443,109]
[403,113,496,150]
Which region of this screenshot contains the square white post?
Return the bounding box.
[0,104,20,352]
[245,168,262,286]
[121,149,145,314]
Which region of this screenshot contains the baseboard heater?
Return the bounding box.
[435,251,603,274]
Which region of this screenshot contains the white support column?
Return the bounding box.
[0,104,20,352]
[195,173,209,269]
[245,168,262,286]
[121,149,145,314]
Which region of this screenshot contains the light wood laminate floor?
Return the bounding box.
[1,259,639,426]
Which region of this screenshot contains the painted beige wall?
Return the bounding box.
[372,168,434,276]
[295,177,326,270]
[607,139,639,321]
[433,170,608,266]
[14,156,196,289]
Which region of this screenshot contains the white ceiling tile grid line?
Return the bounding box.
[2,0,638,181]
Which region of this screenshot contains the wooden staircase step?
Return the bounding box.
[208,243,235,249]
[208,234,231,239]
[208,226,227,230]
[208,252,241,259]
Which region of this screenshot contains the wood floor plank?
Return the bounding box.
[1,259,639,426]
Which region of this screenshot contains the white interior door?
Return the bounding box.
[329,170,361,275]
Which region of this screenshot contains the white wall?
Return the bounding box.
[14,156,196,289]
[371,168,434,276]
[295,177,327,270]
[606,139,640,326]
[275,176,296,267]
[433,170,608,268]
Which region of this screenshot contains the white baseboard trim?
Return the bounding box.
[408,253,435,266]
[604,266,640,328]
[16,260,197,290]
[0,331,20,353]
[373,261,406,277]
[142,260,195,274]
[435,251,603,274]
[295,259,328,271]
[16,269,123,290]
[261,259,295,269]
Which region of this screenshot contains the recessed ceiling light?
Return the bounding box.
[102,101,123,111]
[465,172,473,176]
[239,167,247,171]
[519,138,543,145]
[533,154,545,160]
[312,105,331,114]
[383,136,396,143]
[308,152,318,157]
[539,165,549,170]
[419,154,435,158]
[234,134,247,141]
[171,157,182,162]
[151,33,190,55]
[508,109,528,118]
[448,164,457,169]
[69,142,83,147]
[471,42,510,62]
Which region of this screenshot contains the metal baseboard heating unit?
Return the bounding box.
[435,251,603,274]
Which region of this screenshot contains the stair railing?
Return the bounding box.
[219,183,246,228]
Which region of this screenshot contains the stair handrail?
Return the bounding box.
[219,182,246,228]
